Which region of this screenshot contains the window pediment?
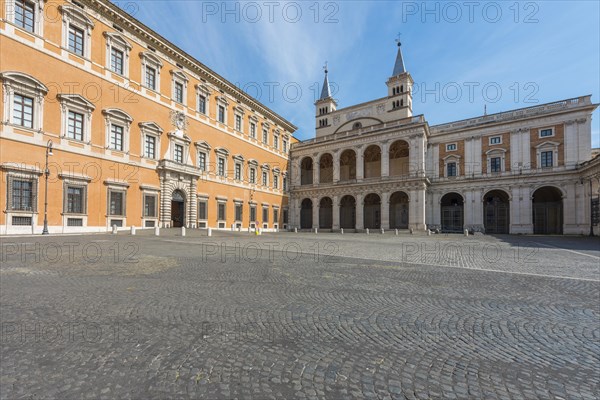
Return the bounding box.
[139,121,163,135]
[57,94,95,112]
[102,108,133,124]
[261,163,271,171]
[195,140,211,152]
[0,71,48,94]
[535,141,560,149]
[214,147,229,156]
[59,4,95,28]
[195,84,210,96]
[247,159,258,166]
[140,51,163,67]
[103,31,132,50]
[170,69,188,82]
[443,154,461,161]
[485,148,506,155]
[233,154,244,162]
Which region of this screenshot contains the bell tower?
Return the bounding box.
[386,40,413,118]
[315,63,337,131]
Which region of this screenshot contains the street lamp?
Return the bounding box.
[42,140,53,235]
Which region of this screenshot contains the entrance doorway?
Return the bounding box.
[389,191,409,229]
[532,186,563,234]
[171,190,185,228]
[441,192,464,232]
[363,193,381,229]
[484,190,510,234]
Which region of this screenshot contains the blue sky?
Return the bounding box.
[120,1,600,146]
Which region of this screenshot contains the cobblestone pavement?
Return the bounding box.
[1,231,599,399]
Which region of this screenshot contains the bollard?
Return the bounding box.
[248,227,251,233]
[131,226,136,235]
[294,227,298,233]
[154,226,160,236]
[181,226,186,237]
[410,228,414,235]
[315,228,318,234]
[112,224,118,234]
[395,229,399,236]
[464,229,469,237]
[231,224,235,232]
[341,228,344,235]
[366,228,370,235]
[207,227,212,237]
[381,228,384,235]
[427,229,431,236]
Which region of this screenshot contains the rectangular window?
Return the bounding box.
[217,203,226,221]
[273,175,278,189]
[145,135,156,159]
[249,168,256,184]
[198,201,207,220]
[262,171,268,186]
[218,105,225,123]
[144,195,156,217]
[198,152,206,171]
[235,115,242,131]
[15,0,35,32]
[262,129,268,144]
[540,128,553,137]
[250,123,256,138]
[218,157,225,177]
[541,151,553,168]
[283,140,288,153]
[108,190,125,216]
[67,111,84,141]
[490,136,501,145]
[110,124,124,151]
[447,162,457,177]
[283,177,287,192]
[198,95,206,114]
[273,209,279,224]
[174,144,184,163]
[446,143,457,151]
[490,157,501,173]
[66,186,85,214]
[13,216,33,226]
[174,82,184,103]
[250,206,256,222]
[11,179,34,211]
[68,25,85,56]
[235,204,243,221]
[262,207,269,223]
[110,47,124,75]
[235,163,241,180]
[13,94,33,128]
[145,66,156,90]
[273,135,279,150]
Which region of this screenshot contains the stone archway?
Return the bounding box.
[484,190,510,234]
[319,154,333,184]
[440,192,464,232]
[319,197,333,229]
[300,157,313,185]
[300,198,313,229]
[389,191,409,229]
[339,195,356,229]
[532,186,563,234]
[363,193,381,229]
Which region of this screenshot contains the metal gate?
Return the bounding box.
[441,205,463,232]
[533,203,562,234]
[484,201,509,234]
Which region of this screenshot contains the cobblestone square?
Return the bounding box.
[1,231,599,399]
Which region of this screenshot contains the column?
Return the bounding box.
[356,146,364,181]
[470,188,484,232]
[312,197,319,229]
[291,157,301,187]
[355,193,364,230]
[188,177,198,228]
[332,195,340,230]
[409,187,426,231]
[332,151,340,183]
[380,192,390,229]
[312,155,319,185]
[381,141,390,178]
[511,185,532,234]
[431,191,442,229]
[291,198,300,229]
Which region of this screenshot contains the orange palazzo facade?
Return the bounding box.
[0,0,297,234]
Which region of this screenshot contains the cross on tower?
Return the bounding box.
[395,33,402,47]
[323,61,328,74]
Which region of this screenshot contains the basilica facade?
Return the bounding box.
[289,45,600,235]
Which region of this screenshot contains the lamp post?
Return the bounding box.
[42,140,53,235]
